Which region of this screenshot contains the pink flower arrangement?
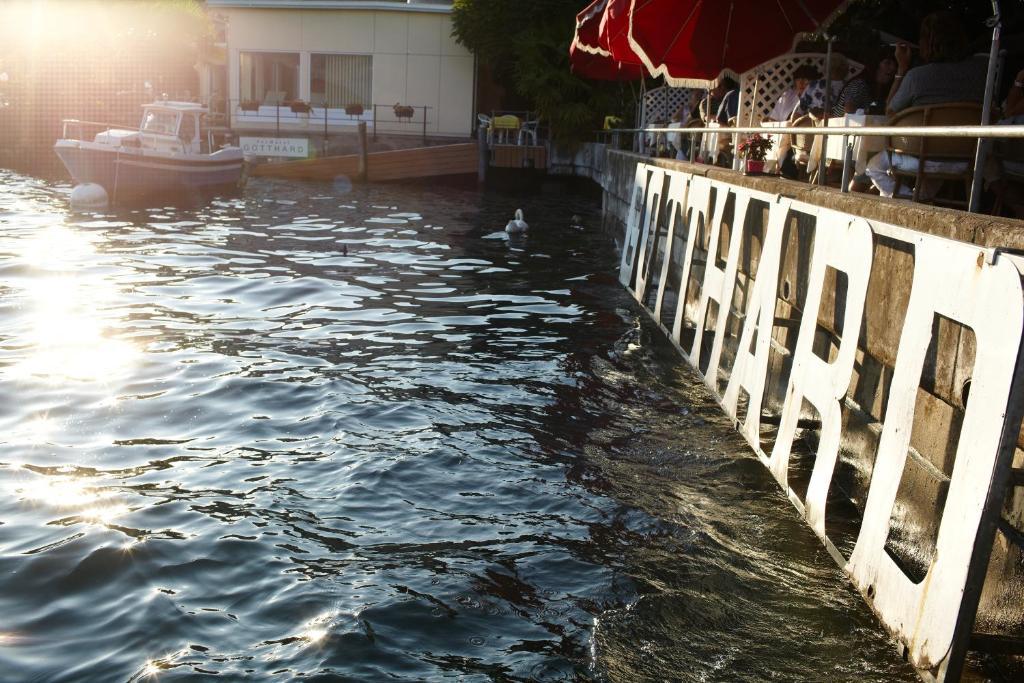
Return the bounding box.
[738,133,773,162]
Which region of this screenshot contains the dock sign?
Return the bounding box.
[240,137,308,158]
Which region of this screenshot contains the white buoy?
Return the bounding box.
[70,183,109,211]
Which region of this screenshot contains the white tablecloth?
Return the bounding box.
[698,122,723,164]
[808,114,887,176]
[759,120,790,173]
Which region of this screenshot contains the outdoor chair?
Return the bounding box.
[517,120,539,146]
[885,102,982,209]
[477,113,492,144]
[684,118,704,160]
[790,114,817,180]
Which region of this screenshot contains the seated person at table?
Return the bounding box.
[791,54,869,120]
[698,77,739,124]
[857,49,899,114]
[862,11,986,198]
[670,102,694,159]
[768,65,820,121]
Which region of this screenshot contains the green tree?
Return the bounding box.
[451,0,638,144]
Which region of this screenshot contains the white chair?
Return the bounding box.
[477,113,492,144]
[517,120,539,146]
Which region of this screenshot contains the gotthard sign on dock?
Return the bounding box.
[619,162,1024,683]
[239,137,309,158]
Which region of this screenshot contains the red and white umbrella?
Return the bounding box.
[625,0,851,86]
[570,0,644,81]
[599,0,642,67]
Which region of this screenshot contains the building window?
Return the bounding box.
[310,54,372,109]
[240,52,299,105]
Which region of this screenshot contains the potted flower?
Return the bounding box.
[289,100,312,114]
[344,103,364,117]
[239,100,259,112]
[737,133,773,174]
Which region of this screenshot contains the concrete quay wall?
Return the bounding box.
[599,149,1024,682]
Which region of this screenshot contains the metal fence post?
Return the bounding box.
[969,0,1002,213]
[840,134,853,192]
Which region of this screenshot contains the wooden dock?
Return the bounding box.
[490,144,547,169]
[252,142,478,182]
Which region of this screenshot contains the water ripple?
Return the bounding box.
[0,170,921,681]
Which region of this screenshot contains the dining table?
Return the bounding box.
[807,113,888,177]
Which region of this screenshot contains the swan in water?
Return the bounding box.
[505,209,528,235]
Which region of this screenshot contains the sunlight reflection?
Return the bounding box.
[10,228,139,384]
[301,610,337,645]
[81,503,129,524]
[17,476,113,509]
[21,225,98,270]
[12,415,55,446]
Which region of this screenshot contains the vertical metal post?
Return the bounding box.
[840,134,853,192]
[357,121,368,183]
[819,37,833,186]
[112,149,120,206]
[477,131,488,185]
[276,103,280,136]
[422,106,427,144]
[969,0,1002,213]
[323,103,328,154]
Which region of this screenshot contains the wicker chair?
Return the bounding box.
[885,102,982,208]
[789,114,818,179]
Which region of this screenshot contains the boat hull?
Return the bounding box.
[54,141,244,200]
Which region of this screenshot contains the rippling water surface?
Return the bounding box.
[0,170,916,681]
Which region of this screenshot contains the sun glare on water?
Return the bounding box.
[17,476,115,509]
[10,225,138,384]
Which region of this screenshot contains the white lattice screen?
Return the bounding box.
[641,86,694,127]
[736,53,862,126]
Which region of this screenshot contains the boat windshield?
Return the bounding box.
[141,110,178,135]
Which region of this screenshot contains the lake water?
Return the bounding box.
[0,170,917,681]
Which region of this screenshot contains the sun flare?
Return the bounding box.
[10,227,139,384]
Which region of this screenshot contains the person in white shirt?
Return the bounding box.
[768,64,820,122]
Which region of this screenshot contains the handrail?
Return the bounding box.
[59,118,129,130]
[607,122,1024,214]
[60,118,189,154]
[612,124,1024,138]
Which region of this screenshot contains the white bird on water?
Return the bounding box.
[505,208,528,235]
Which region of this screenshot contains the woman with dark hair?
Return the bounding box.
[768,64,819,121]
[857,49,898,114]
[792,54,870,119]
[698,76,739,125]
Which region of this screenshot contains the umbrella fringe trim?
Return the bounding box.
[624,0,858,88]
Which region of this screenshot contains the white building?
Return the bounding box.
[205,0,475,138]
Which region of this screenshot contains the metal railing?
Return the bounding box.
[225,99,434,141]
[60,118,189,154]
[607,123,1024,213]
[371,104,432,143]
